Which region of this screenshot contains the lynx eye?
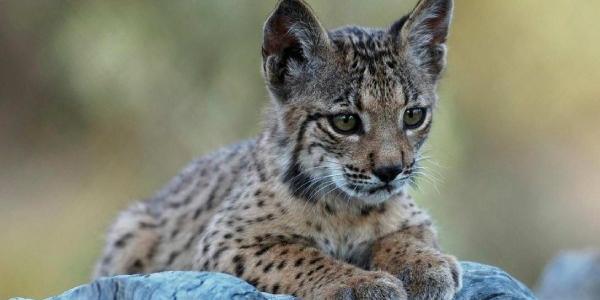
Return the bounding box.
[403,108,426,129]
[329,114,361,134]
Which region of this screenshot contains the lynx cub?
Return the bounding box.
[94,0,461,299]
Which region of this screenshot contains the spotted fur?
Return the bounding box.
[94,0,460,299]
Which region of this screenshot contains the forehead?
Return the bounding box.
[326,26,426,113]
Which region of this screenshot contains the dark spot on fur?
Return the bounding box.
[234,256,245,276]
[255,244,274,256]
[192,207,203,219]
[248,278,260,287]
[212,246,229,260]
[324,203,335,215]
[127,259,144,274]
[139,222,158,229]
[232,254,243,263]
[360,206,373,216]
[277,260,287,270]
[114,233,133,248]
[263,262,274,273]
[309,257,323,265]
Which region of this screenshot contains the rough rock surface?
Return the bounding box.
[12,262,536,300]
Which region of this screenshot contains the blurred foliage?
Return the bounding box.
[1,1,599,298]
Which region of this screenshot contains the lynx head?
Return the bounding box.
[262,0,453,205]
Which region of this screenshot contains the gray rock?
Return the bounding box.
[457,262,536,300]
[13,272,294,300]
[11,262,536,300]
[536,250,600,300]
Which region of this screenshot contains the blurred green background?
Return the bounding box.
[1,1,599,298]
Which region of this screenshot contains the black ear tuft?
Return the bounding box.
[392,0,453,81]
[262,0,329,101]
[389,15,409,38]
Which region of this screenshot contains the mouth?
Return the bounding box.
[367,183,395,194]
[339,177,408,203]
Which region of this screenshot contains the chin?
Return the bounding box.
[336,180,406,206]
[356,191,393,205]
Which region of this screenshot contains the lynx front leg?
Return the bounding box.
[371,225,462,300]
[195,237,406,300]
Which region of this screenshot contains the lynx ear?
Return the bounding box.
[262,0,330,100]
[391,0,453,82]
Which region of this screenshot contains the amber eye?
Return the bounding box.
[403,108,426,129]
[329,114,361,134]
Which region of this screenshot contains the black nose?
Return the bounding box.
[373,165,403,183]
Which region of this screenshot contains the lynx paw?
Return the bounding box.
[322,271,407,300]
[397,251,461,300]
